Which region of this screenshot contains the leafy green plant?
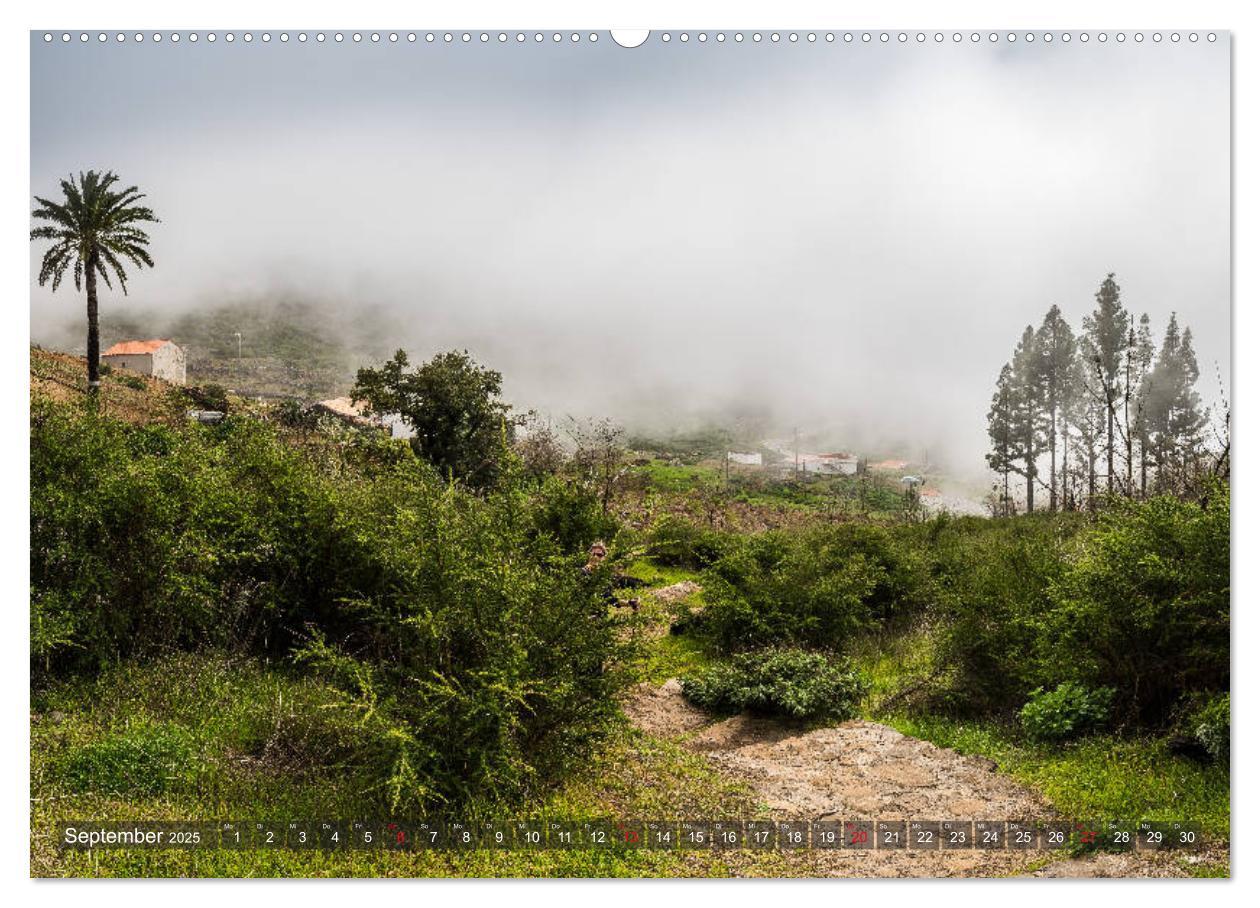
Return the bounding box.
[530,475,619,554]
[644,515,731,570]
[681,649,868,721]
[184,383,230,412]
[1019,682,1114,742]
[1045,485,1229,724]
[1190,693,1230,763]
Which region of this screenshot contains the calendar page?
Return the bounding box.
[27,19,1231,883]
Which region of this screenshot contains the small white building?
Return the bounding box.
[102,339,186,385]
[727,451,763,466]
[799,452,860,476]
[315,397,414,440]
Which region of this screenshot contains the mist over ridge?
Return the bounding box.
[30,34,1230,481]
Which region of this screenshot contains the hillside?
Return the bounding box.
[39,299,402,401]
[30,346,184,425]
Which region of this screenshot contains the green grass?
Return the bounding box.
[30,651,801,877]
[883,714,1230,842]
[634,459,722,493]
[632,633,716,686]
[849,624,935,711]
[621,558,702,588]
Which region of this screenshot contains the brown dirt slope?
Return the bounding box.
[31,346,183,425]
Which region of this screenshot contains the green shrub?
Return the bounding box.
[116,373,146,391]
[272,399,321,432]
[59,722,201,796]
[1190,694,1230,763]
[1019,682,1114,742]
[30,398,627,813]
[530,475,619,554]
[681,648,868,721]
[927,515,1073,714]
[184,383,230,412]
[644,515,731,569]
[699,526,925,654]
[1044,485,1230,725]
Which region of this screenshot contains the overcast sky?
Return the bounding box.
[30,32,1230,473]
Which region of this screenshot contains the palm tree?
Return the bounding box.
[31,170,159,391]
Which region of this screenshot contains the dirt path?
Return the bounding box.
[622,678,1211,878]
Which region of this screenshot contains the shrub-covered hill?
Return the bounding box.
[30,367,636,817]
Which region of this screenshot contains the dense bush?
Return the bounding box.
[644,515,732,570]
[183,383,230,412]
[30,399,628,812]
[697,524,932,653]
[681,649,868,721]
[529,475,619,554]
[1042,485,1230,725]
[1018,682,1114,742]
[926,489,1228,730]
[926,515,1074,714]
[1176,693,1231,764]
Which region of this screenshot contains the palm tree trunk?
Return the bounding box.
[85,247,100,393]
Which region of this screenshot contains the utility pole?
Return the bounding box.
[233,332,243,384]
[793,426,800,478]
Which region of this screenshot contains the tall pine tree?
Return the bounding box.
[986,362,1017,515]
[1008,326,1048,512]
[1034,305,1076,512]
[1081,274,1129,493]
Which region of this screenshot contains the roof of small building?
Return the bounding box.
[315,397,378,426]
[103,339,176,356]
[800,451,857,462]
[870,458,909,471]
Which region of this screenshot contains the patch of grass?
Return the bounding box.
[622,558,702,588]
[883,714,1230,841]
[58,722,203,796]
[850,624,935,711]
[633,633,716,686]
[33,652,384,821]
[634,460,722,493]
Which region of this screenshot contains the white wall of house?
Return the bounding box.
[104,343,186,385]
[727,451,763,466]
[149,343,186,384]
[103,352,153,375]
[800,456,859,476]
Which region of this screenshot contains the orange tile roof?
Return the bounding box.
[103,339,173,356]
[871,459,909,471]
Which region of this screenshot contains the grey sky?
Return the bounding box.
[30,32,1231,473]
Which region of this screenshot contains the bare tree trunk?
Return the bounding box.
[1061,419,1071,511]
[1106,405,1115,493]
[1025,451,1035,514]
[85,247,100,394]
[1048,389,1058,512]
[1140,435,1148,498]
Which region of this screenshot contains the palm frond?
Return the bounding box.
[30,169,158,291]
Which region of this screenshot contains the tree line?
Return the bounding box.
[987,274,1226,514]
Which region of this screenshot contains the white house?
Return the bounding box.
[727,451,763,466]
[799,452,860,476]
[101,339,186,385]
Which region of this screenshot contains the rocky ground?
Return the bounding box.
[622,678,1222,878]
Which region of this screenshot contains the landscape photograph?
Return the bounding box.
[27,27,1230,879]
